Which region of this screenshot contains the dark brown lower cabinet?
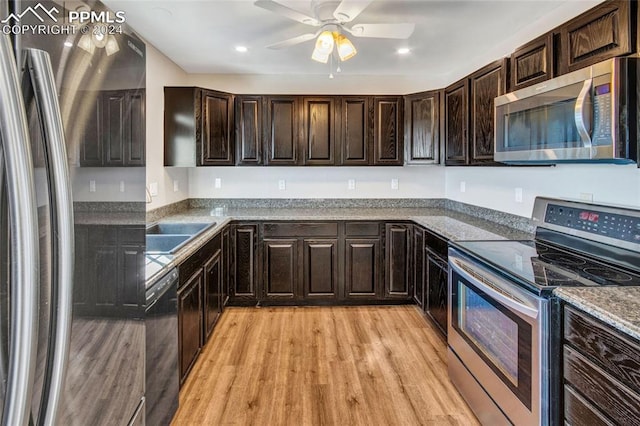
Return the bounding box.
[263,239,298,301]
[384,224,412,299]
[221,227,231,306]
[426,252,448,336]
[232,224,258,301]
[303,239,338,300]
[412,226,425,307]
[203,249,223,340]
[344,238,380,299]
[178,270,203,384]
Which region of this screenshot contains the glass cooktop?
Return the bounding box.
[453,240,640,290]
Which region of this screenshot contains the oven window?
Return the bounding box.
[460,285,519,385]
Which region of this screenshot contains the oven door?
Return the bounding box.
[447,248,549,425]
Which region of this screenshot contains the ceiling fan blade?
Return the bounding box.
[333,0,373,23]
[254,0,320,26]
[266,32,319,49]
[347,23,416,39]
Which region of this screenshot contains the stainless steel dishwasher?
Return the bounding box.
[146,269,179,425]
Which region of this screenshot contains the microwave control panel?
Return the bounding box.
[546,204,640,243]
[592,83,612,146]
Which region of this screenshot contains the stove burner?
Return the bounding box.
[531,259,580,284]
[538,252,587,266]
[583,267,633,283]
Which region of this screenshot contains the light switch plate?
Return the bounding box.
[391,179,399,190]
[278,179,286,190]
[515,187,523,203]
[149,182,158,197]
[173,180,179,192]
[119,181,125,192]
[89,180,96,193]
[460,181,466,193]
[214,178,221,189]
[348,179,356,190]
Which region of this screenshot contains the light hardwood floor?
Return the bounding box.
[173,306,479,426]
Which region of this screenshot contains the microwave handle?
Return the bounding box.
[574,79,593,150]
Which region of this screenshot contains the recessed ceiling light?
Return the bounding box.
[397,48,411,55]
[235,46,248,53]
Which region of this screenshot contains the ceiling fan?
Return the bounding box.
[254,0,415,63]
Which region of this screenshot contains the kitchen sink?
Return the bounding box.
[145,222,216,254]
[145,222,214,235]
[146,235,192,254]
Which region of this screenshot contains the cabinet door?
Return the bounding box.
[469,59,507,164]
[340,96,370,165]
[265,96,300,165]
[118,227,145,318]
[373,96,403,165]
[125,90,145,166]
[79,91,103,167]
[178,270,203,384]
[345,238,380,299]
[559,0,631,74]
[384,224,411,298]
[221,227,230,306]
[103,90,127,166]
[203,250,223,340]
[302,97,335,165]
[232,224,258,301]
[263,239,298,300]
[426,253,448,336]
[90,227,119,314]
[444,80,469,165]
[303,239,338,300]
[412,227,425,307]
[510,33,553,91]
[404,91,439,164]
[235,95,263,165]
[201,90,234,165]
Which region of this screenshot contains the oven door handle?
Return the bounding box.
[574,78,593,151]
[449,252,539,319]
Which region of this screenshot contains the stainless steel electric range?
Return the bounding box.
[446,197,640,425]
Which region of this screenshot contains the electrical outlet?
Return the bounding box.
[348,179,356,190]
[173,180,179,192]
[214,178,221,189]
[278,179,286,190]
[460,181,466,193]
[580,192,594,202]
[149,182,158,197]
[515,187,523,203]
[89,180,96,193]
[391,178,399,190]
[119,181,125,193]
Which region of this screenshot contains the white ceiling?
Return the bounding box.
[104,0,601,79]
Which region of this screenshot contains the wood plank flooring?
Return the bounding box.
[172,306,479,426]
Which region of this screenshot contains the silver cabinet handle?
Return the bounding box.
[574,78,593,151]
[23,48,74,426]
[0,34,40,426]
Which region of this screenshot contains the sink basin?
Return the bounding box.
[146,222,215,235]
[146,235,192,254]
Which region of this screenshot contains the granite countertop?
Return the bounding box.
[554,287,640,341]
[145,207,532,287]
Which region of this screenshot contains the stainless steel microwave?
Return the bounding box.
[494,58,638,164]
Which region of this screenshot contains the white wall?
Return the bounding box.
[145,43,190,210]
[72,167,145,202]
[189,166,445,199]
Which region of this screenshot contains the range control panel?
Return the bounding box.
[546,203,640,243]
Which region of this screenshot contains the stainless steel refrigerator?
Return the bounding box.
[0,0,146,424]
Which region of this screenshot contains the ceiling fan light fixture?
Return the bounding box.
[311,30,334,63]
[335,33,356,61]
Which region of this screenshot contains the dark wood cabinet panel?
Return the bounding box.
[444,80,469,165]
[384,224,411,298]
[232,224,258,300]
[126,90,145,166]
[373,96,403,165]
[469,59,507,164]
[412,227,425,307]
[222,227,231,306]
[118,229,145,314]
[265,96,300,165]
[426,253,448,336]
[201,90,234,165]
[345,238,380,298]
[404,91,439,164]
[263,239,298,300]
[510,33,553,91]
[103,91,126,166]
[178,270,203,384]
[303,239,338,299]
[340,96,370,165]
[559,0,631,74]
[302,97,335,165]
[564,385,614,426]
[79,92,103,167]
[235,95,263,165]
[203,250,223,340]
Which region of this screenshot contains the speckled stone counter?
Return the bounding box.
[145,206,532,287]
[555,287,640,341]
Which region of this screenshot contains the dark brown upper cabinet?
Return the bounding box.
[164,87,234,166]
[558,0,632,74]
[302,97,336,165]
[79,92,103,167]
[444,79,469,165]
[265,96,301,166]
[339,96,371,165]
[373,96,404,165]
[469,59,507,164]
[510,33,554,91]
[404,91,439,164]
[235,95,263,166]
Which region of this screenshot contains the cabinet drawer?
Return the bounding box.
[424,229,448,260]
[179,233,221,288]
[345,222,380,236]
[563,346,640,426]
[564,384,613,426]
[564,306,640,394]
[263,222,338,237]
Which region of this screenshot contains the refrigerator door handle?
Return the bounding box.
[0,34,40,426]
[24,48,74,426]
